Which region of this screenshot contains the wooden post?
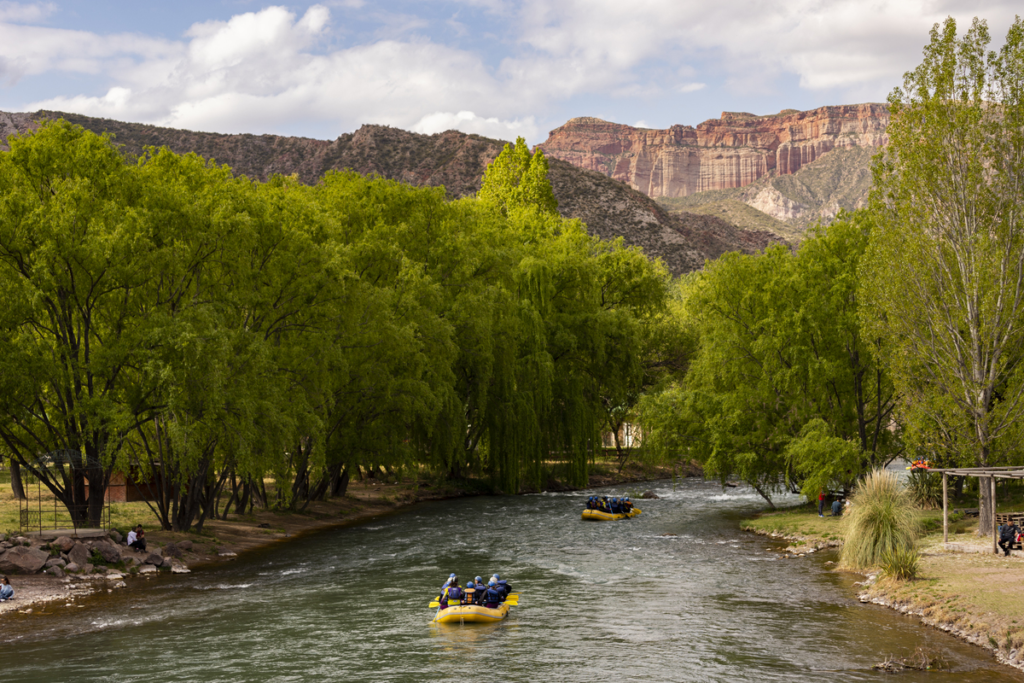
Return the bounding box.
[943,472,949,544]
[992,476,998,555]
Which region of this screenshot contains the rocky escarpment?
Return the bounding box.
[0,110,784,276]
[539,104,889,199]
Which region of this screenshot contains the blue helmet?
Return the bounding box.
[449,573,456,578]
[475,576,483,583]
[492,574,500,580]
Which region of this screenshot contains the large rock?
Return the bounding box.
[44,557,66,569]
[108,530,123,544]
[93,541,121,564]
[539,105,889,199]
[0,546,49,574]
[64,562,80,574]
[640,490,660,499]
[54,536,75,553]
[68,542,90,567]
[163,542,181,558]
[143,553,163,566]
[45,566,65,579]
[177,540,193,552]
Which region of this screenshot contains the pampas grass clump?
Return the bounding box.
[840,469,920,570]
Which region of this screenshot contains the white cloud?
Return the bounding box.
[411,110,537,141]
[0,1,54,23]
[4,0,1022,144]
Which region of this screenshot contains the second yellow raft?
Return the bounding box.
[581,508,642,521]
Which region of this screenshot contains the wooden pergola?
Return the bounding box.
[931,466,1024,554]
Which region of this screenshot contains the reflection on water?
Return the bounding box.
[0,479,1020,682]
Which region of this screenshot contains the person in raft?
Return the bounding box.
[482,580,505,609]
[490,574,512,598]
[439,576,464,608]
[127,525,147,551]
[0,576,12,602]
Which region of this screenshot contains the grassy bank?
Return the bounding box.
[743,499,1024,670]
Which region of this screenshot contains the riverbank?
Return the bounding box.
[0,458,687,619]
[743,504,1024,673]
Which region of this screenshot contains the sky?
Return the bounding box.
[0,1,1021,144]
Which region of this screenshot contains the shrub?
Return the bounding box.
[840,469,920,570]
[880,546,920,581]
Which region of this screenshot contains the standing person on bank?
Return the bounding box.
[818,491,825,518]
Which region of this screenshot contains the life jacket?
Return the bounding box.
[484,586,504,605]
[443,585,463,606]
[462,587,476,605]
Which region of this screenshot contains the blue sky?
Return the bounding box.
[0,1,1020,144]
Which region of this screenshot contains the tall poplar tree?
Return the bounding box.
[861,17,1024,533]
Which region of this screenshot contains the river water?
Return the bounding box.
[0,478,1020,682]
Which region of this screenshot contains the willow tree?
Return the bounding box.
[0,121,167,526]
[861,17,1024,534]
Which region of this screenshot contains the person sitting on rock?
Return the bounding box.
[127,525,147,551]
[0,576,13,601]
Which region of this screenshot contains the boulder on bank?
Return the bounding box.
[93,541,121,564]
[65,562,80,574]
[108,530,123,543]
[55,536,75,553]
[68,542,90,567]
[144,553,163,566]
[163,542,182,559]
[0,546,50,574]
[177,540,193,552]
[44,557,66,569]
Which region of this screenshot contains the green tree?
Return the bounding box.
[0,121,169,526]
[861,16,1024,533]
[478,137,559,217]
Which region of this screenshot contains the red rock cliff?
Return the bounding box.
[538,104,889,198]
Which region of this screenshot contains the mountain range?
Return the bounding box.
[0,104,889,275]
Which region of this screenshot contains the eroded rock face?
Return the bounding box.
[539,104,889,199]
[0,546,49,574]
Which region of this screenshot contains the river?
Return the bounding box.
[0,478,1020,682]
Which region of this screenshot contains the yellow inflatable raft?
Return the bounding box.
[432,602,510,624]
[581,508,642,521]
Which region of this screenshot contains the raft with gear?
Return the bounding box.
[581,508,642,521]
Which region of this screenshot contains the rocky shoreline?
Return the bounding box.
[0,531,194,618]
[743,524,1024,675]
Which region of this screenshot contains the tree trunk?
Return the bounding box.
[9,459,25,500]
[979,475,994,536]
[331,466,350,498]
